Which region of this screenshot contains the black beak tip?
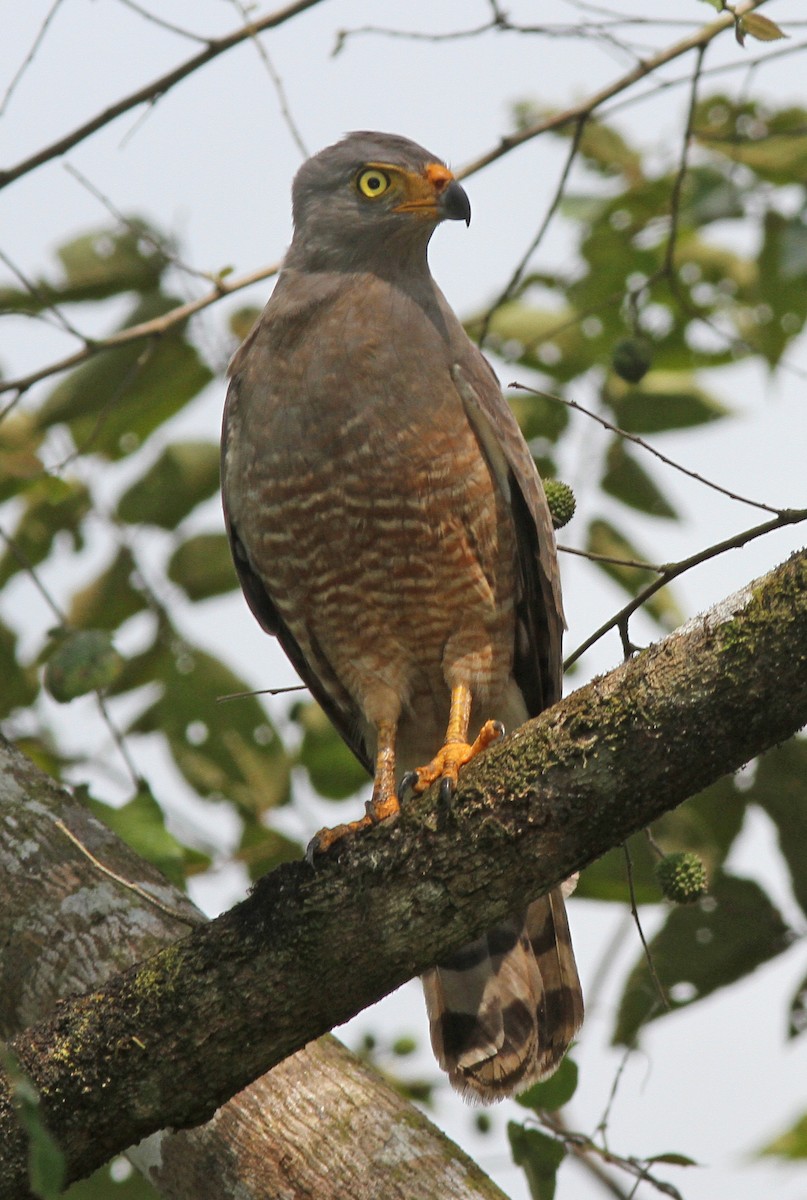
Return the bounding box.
[442,179,471,226]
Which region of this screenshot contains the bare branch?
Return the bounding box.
[0,261,279,410]
[0,0,66,118]
[457,0,769,180]
[514,385,781,516]
[0,0,326,191]
[478,116,587,346]
[565,511,807,668]
[226,0,309,157]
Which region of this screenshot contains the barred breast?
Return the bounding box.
[229,270,518,755]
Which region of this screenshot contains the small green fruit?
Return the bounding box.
[44,629,123,702]
[544,479,576,530]
[612,337,652,383]
[655,851,708,904]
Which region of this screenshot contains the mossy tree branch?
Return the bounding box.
[1,548,805,1196]
[0,747,507,1200]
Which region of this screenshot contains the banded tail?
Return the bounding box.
[422,885,583,1102]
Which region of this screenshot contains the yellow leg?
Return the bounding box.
[307,719,400,859]
[402,683,504,798]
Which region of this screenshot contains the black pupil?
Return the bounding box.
[367,174,382,190]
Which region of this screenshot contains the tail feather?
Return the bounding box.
[422,887,582,1103]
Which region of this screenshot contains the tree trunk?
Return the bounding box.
[1,547,805,1194]
[0,743,506,1199]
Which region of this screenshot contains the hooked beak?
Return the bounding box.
[439,178,471,226]
[393,161,472,226]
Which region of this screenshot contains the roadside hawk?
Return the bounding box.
[221,131,583,1102]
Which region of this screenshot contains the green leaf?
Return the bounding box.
[167,533,237,601]
[743,739,807,920]
[0,220,167,313]
[578,776,747,903]
[237,818,302,881]
[555,115,643,184]
[128,642,291,814]
[507,390,569,445]
[694,97,807,185]
[37,292,213,460]
[477,302,591,384]
[0,1046,66,1200]
[0,412,44,502]
[681,166,746,225]
[646,1152,699,1167]
[613,871,792,1046]
[43,629,124,702]
[293,700,369,800]
[117,441,221,529]
[0,620,38,717]
[85,782,208,888]
[604,371,730,433]
[228,306,262,342]
[586,518,682,628]
[0,477,90,589]
[576,832,658,904]
[601,439,678,519]
[758,1112,807,1160]
[750,209,807,366]
[741,13,788,44]
[517,1057,578,1112]
[68,549,146,631]
[507,1122,566,1200]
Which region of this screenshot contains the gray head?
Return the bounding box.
[285,131,471,273]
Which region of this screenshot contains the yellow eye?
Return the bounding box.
[357,168,391,199]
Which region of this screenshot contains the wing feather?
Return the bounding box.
[450,356,564,712]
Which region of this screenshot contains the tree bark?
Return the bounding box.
[1,547,805,1195]
[0,742,507,1199]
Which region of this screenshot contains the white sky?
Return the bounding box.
[2,3,806,1198]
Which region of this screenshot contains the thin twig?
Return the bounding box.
[114,0,208,43]
[216,684,304,702]
[478,115,587,346]
[0,247,90,344]
[564,507,807,669]
[0,527,65,623]
[0,260,279,411]
[0,0,326,191]
[457,0,769,180]
[624,842,670,1013]
[62,163,213,285]
[228,0,309,157]
[0,0,66,118]
[0,526,142,790]
[512,384,781,516]
[663,43,706,279]
[558,544,665,573]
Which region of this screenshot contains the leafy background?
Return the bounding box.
[2,2,806,1197]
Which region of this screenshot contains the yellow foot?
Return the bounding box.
[400,719,505,801]
[306,791,400,863]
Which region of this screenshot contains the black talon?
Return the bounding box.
[439,776,455,805]
[398,770,419,800]
[491,721,505,741]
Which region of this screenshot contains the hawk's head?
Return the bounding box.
[287,131,470,272]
